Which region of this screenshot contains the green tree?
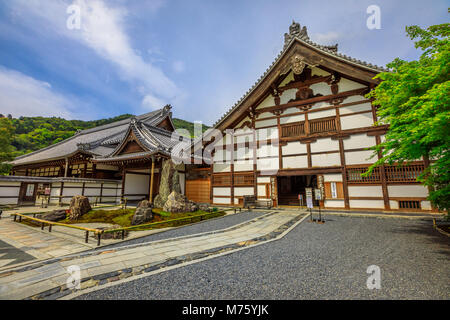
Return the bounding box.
[0,117,15,175]
[366,22,450,212]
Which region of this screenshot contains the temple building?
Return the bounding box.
[2,105,186,206]
[192,21,433,212]
[1,21,434,213]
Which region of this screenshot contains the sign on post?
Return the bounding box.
[305,188,313,209]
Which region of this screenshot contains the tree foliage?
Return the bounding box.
[0,117,15,175]
[366,22,450,212]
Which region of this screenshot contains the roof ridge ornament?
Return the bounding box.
[284,20,309,48]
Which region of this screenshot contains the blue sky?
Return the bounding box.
[0,0,448,125]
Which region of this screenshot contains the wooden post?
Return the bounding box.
[64,158,69,177]
[149,156,156,203]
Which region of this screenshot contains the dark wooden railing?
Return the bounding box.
[309,117,337,134]
[385,164,424,183]
[281,122,305,138]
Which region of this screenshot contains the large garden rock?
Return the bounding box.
[131,200,153,225]
[68,195,91,220]
[154,160,182,208]
[163,191,198,213]
[38,210,67,222]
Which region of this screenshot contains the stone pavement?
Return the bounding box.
[0,210,307,300]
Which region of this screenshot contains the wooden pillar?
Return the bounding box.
[229,130,235,206]
[59,182,64,206]
[99,182,103,203]
[338,138,350,209]
[121,167,126,199]
[149,156,156,203]
[251,114,257,198]
[64,158,69,177]
[423,155,437,211]
[375,135,390,210]
[81,182,85,196]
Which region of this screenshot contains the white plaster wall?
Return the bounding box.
[350,199,385,209]
[257,158,279,172]
[257,144,278,158]
[279,88,297,105]
[308,109,336,120]
[311,153,341,167]
[339,102,372,115]
[343,134,376,150]
[338,78,366,92]
[235,147,252,160]
[84,187,102,197]
[255,95,275,110]
[124,173,149,196]
[310,138,339,153]
[0,183,20,205]
[282,155,308,169]
[340,113,373,130]
[348,185,383,197]
[234,162,254,172]
[213,187,231,196]
[255,119,277,128]
[389,200,399,209]
[257,112,274,119]
[345,150,376,165]
[324,173,343,182]
[310,82,332,96]
[256,128,278,140]
[257,185,267,197]
[282,141,307,155]
[279,71,295,85]
[63,187,83,197]
[387,185,428,198]
[213,164,231,172]
[234,133,253,144]
[421,201,432,210]
[324,199,345,208]
[213,197,231,204]
[0,185,20,197]
[257,177,270,183]
[283,107,301,115]
[344,95,367,104]
[234,187,254,196]
[311,67,330,77]
[280,114,305,124]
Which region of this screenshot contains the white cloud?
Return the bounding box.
[141,94,166,111]
[172,60,185,73]
[0,66,75,119]
[311,31,341,45]
[10,0,181,113]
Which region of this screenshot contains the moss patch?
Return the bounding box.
[60,209,136,227]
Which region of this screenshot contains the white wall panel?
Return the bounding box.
[311,153,341,167]
[282,142,307,155]
[387,185,428,198]
[343,134,376,150]
[348,185,383,197]
[310,138,339,153]
[282,156,308,169]
[340,113,373,130]
[345,150,375,165]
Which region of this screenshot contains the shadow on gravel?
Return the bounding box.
[389,220,450,257]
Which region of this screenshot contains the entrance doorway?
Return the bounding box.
[277,175,318,206]
[19,182,38,205]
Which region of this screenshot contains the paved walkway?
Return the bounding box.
[0,210,306,300]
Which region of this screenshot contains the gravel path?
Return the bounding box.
[94,210,269,251]
[77,214,450,299]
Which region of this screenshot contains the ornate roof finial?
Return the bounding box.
[284,20,309,48]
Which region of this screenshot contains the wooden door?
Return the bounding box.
[186,179,210,204]
[19,182,37,204]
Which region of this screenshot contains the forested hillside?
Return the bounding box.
[0,113,209,158]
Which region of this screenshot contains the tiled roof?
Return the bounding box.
[10,105,173,166]
[213,21,387,127]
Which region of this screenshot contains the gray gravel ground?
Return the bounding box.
[95,210,269,251]
[77,214,450,299]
